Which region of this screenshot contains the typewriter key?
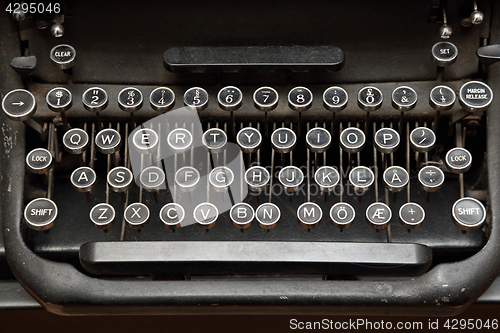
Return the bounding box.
[124,203,150,230]
[410,127,436,153]
[24,198,58,231]
[271,128,297,153]
[314,166,340,192]
[90,203,115,230]
[160,203,185,230]
[429,85,455,111]
[63,128,89,154]
[399,202,425,229]
[175,166,200,192]
[245,166,270,192]
[445,147,472,174]
[167,128,193,154]
[46,87,72,113]
[323,86,348,112]
[374,128,400,154]
[278,166,304,193]
[383,166,409,192]
[26,148,53,174]
[330,202,355,229]
[306,127,331,153]
[458,81,493,113]
[82,87,108,113]
[253,86,279,112]
[255,203,281,230]
[357,86,383,112]
[107,167,133,193]
[132,128,158,154]
[209,166,234,192]
[95,128,121,166]
[431,41,458,67]
[391,86,417,112]
[366,202,392,229]
[297,202,322,229]
[236,127,262,153]
[71,166,96,193]
[349,166,375,194]
[418,166,445,192]
[2,89,36,121]
[184,87,209,111]
[288,86,313,112]
[193,202,218,229]
[230,203,255,229]
[150,87,175,112]
[50,44,76,69]
[202,128,227,153]
[118,87,143,113]
[452,197,486,231]
[339,127,365,153]
[218,86,243,111]
[139,166,166,192]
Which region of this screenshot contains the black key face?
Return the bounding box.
[95,129,121,153]
[71,167,96,192]
[399,203,425,228]
[150,87,175,112]
[391,86,417,111]
[429,85,455,111]
[323,86,348,111]
[230,203,255,227]
[209,166,234,190]
[314,166,339,190]
[167,128,193,153]
[278,166,304,191]
[349,166,374,189]
[288,86,313,111]
[366,202,392,228]
[202,128,227,153]
[297,202,322,226]
[445,148,472,174]
[124,203,150,228]
[139,166,166,191]
[330,202,355,227]
[245,166,270,192]
[24,198,58,231]
[418,166,444,191]
[46,87,72,112]
[357,86,383,111]
[410,127,436,152]
[271,128,297,153]
[160,203,185,227]
[306,127,331,153]
[50,44,76,68]
[452,197,486,230]
[63,128,89,154]
[340,127,365,153]
[118,87,143,112]
[82,87,108,112]
[218,86,243,111]
[175,166,200,190]
[236,127,262,153]
[90,203,115,229]
[383,166,409,192]
[253,87,278,111]
[132,128,158,153]
[374,128,400,153]
[26,148,53,174]
[2,89,36,121]
[431,41,458,66]
[193,202,218,225]
[255,203,280,227]
[183,87,209,110]
[459,81,493,112]
[107,167,133,192]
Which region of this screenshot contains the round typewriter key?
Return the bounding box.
[340,127,366,153]
[82,87,108,113]
[63,128,89,154]
[26,148,53,174]
[431,41,458,67]
[24,198,58,231]
[167,128,193,154]
[418,166,445,192]
[366,202,392,229]
[150,87,175,112]
[374,128,400,154]
[118,87,143,112]
[410,127,436,153]
[202,128,227,153]
[278,166,304,193]
[107,167,133,192]
[306,127,331,153]
[288,86,313,112]
[160,203,185,230]
[399,202,425,229]
[245,166,270,192]
[236,127,262,153]
[459,81,493,113]
[330,202,355,229]
[124,202,150,229]
[139,166,166,192]
[175,166,200,192]
[90,203,116,230]
[255,202,281,229]
[2,89,36,121]
[323,86,348,112]
[71,166,96,192]
[253,86,279,112]
[218,86,243,111]
[95,128,121,154]
[391,86,417,112]
[193,202,218,229]
[46,87,72,113]
[445,147,472,174]
[132,128,158,154]
[230,203,255,229]
[209,166,234,192]
[349,166,375,194]
[297,202,322,229]
[429,85,455,111]
[314,166,340,192]
[271,127,297,153]
[50,44,76,69]
[357,86,383,112]
[183,87,209,111]
[383,166,409,192]
[452,197,486,231]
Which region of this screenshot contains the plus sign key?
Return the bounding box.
[399,203,425,230]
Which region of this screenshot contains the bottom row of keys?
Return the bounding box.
[24,197,486,232]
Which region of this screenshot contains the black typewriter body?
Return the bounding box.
[1,0,500,317]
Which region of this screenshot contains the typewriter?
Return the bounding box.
[1,0,500,316]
